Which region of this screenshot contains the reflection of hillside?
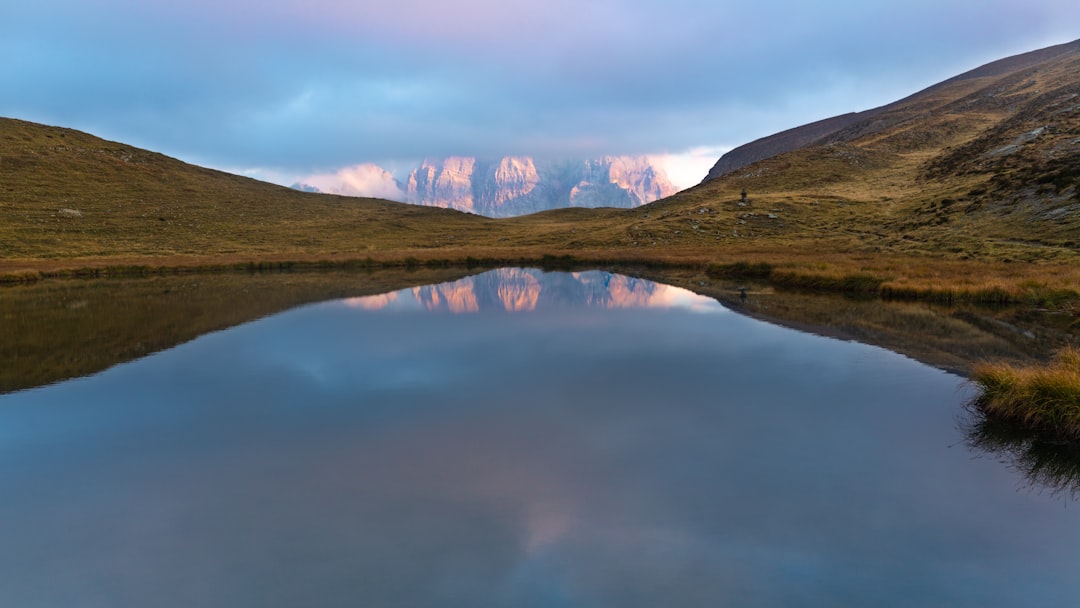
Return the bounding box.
[9,266,1073,395]
[640,268,1079,376]
[0,268,474,394]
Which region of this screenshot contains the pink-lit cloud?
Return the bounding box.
[300,164,406,200]
[3,0,1078,184]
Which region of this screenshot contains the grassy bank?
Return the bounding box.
[4,117,1079,309]
[6,262,1074,394]
[705,258,1080,309]
[971,346,1080,442]
[5,251,1079,313]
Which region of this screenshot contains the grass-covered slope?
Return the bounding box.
[0,118,497,261]
[1,40,1078,302]
[658,39,1080,263]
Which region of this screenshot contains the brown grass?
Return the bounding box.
[3,109,1079,309]
[972,346,1080,441]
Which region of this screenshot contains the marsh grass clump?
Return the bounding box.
[971,346,1080,441]
[0,269,43,284]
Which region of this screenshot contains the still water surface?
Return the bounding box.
[2,269,1078,606]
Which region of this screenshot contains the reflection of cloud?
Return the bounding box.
[342,292,399,310]
[8,273,1071,607]
[646,285,726,314]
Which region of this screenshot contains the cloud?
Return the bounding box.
[649,146,731,189]
[2,0,1079,177]
[299,164,407,200]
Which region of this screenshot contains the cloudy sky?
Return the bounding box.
[3,1,1078,188]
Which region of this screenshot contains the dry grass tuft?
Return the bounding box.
[972,346,1080,441]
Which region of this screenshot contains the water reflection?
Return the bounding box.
[963,405,1080,497]
[2,269,1079,607]
[345,268,725,313]
[0,267,476,393]
[5,267,1074,394]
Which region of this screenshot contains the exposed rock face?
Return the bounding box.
[406,157,477,213]
[569,156,672,209]
[296,156,676,217]
[479,157,541,208]
[398,156,676,217]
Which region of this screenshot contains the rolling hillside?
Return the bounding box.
[1,39,1078,276]
[646,38,1080,262]
[0,118,496,260]
[704,39,1080,181]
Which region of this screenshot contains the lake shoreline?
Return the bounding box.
[4,251,1078,312]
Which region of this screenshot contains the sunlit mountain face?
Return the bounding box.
[342,269,726,314]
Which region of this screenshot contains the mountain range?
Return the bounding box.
[292,156,677,218]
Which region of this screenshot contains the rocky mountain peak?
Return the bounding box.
[312,155,677,217]
[482,157,541,207]
[405,157,477,212]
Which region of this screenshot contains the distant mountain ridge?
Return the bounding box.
[294,155,677,218]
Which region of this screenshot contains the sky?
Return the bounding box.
[2,1,1078,189]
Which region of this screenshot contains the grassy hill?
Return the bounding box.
[2,40,1079,302]
[672,38,1080,262]
[0,118,498,261]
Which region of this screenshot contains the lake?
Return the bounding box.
[2,268,1078,607]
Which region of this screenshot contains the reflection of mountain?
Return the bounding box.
[347,269,722,313]
[413,269,658,313]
